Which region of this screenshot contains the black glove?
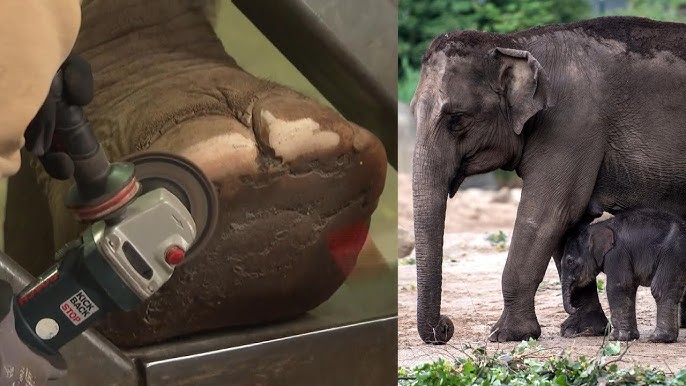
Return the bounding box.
[24,53,94,180]
[0,280,67,385]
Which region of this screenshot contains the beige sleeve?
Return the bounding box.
[0,0,81,177]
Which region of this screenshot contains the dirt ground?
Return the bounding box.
[398,172,686,373]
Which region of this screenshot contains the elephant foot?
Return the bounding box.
[560,308,609,337]
[680,296,686,328]
[417,315,454,345]
[649,327,677,343]
[489,309,541,342]
[610,328,639,342]
[10,0,389,349]
[92,93,387,347]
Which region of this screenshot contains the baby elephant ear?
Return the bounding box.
[590,225,615,266]
[493,47,552,135]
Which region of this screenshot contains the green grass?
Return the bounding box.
[399,339,686,385]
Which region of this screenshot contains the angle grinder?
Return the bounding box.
[12,60,218,357]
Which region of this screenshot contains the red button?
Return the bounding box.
[165,246,185,265]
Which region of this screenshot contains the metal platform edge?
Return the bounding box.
[141,316,398,386]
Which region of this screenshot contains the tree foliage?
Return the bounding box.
[614,0,686,22]
[398,0,591,81]
[398,0,686,102]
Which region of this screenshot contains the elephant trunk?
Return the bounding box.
[562,279,578,315]
[412,144,455,344]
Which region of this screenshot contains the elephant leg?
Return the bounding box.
[489,182,591,342]
[650,270,685,343]
[650,293,680,343]
[679,292,686,328]
[607,283,639,341]
[489,202,560,341]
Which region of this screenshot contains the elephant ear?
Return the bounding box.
[493,47,552,135]
[590,225,615,267]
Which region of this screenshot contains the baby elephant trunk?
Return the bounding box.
[562,280,578,315]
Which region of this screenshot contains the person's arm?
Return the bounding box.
[0,0,81,177]
[0,3,81,385]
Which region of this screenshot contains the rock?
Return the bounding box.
[398,226,415,258]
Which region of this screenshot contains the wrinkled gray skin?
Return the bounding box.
[562,208,686,343]
[411,16,686,343]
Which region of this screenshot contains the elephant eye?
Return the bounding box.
[446,113,463,131]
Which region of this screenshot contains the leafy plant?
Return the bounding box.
[400,283,417,291]
[400,257,417,265]
[487,230,508,251]
[597,278,606,293]
[398,338,686,385]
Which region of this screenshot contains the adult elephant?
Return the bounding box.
[5,0,387,348]
[412,16,686,343]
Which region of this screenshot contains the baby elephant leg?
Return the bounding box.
[680,293,686,328]
[650,281,685,343]
[607,283,640,341]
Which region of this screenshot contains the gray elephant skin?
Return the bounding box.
[412,16,686,343]
[5,0,387,348]
[562,208,686,343]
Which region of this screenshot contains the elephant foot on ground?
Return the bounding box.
[489,309,541,342]
[652,327,679,343]
[417,314,454,345]
[560,308,609,337]
[610,328,639,342]
[649,327,677,343]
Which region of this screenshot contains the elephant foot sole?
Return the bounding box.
[561,309,609,338]
[489,310,541,342]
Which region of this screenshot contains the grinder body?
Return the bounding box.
[13,55,217,357]
[13,188,196,356]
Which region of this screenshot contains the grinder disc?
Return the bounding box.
[121,151,219,260]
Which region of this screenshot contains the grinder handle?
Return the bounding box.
[51,69,113,203]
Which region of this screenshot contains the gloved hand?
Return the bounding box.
[24,52,94,180]
[0,280,67,386]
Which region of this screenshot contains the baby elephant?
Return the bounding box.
[561,208,686,343]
